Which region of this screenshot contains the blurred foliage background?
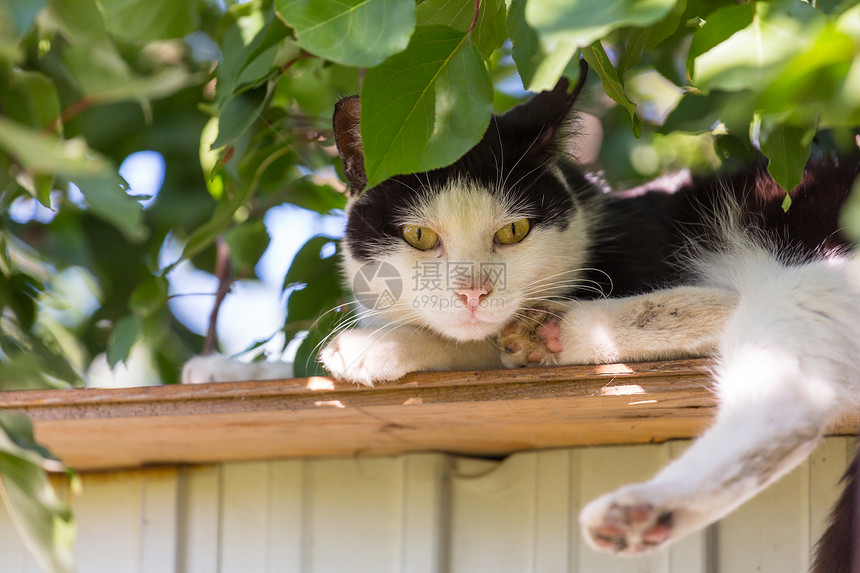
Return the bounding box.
[1,0,860,569]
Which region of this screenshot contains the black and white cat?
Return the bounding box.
[184,66,860,569]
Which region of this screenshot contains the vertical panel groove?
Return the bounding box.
[175,469,190,573]
[216,465,224,573]
[300,460,312,573]
[438,456,453,573]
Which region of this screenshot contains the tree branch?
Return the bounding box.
[203,237,234,355]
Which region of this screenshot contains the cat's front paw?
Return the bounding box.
[497,305,565,368]
[320,330,415,386]
[580,486,677,556]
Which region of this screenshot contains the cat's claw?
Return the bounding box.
[580,489,677,556]
[497,304,566,368]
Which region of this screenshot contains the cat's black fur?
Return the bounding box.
[812,455,858,573]
[582,157,858,297]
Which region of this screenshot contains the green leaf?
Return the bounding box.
[283,179,347,214]
[130,276,168,319]
[525,0,679,49]
[72,174,148,243]
[0,117,110,177]
[417,0,507,58]
[582,42,642,138]
[0,117,148,241]
[755,26,856,125]
[361,25,493,187]
[212,85,270,149]
[276,0,416,66]
[0,272,40,332]
[661,90,731,133]
[0,69,61,133]
[760,120,814,195]
[215,18,293,110]
[100,0,198,40]
[617,0,686,81]
[223,220,271,274]
[690,0,819,91]
[687,2,755,77]
[0,411,74,573]
[508,0,578,91]
[283,235,340,291]
[293,308,341,377]
[107,314,142,368]
[0,412,57,462]
[179,184,254,265]
[283,237,346,366]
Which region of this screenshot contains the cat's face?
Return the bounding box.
[341,175,593,341]
[333,74,593,341]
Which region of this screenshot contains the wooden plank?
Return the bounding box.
[176,466,220,573]
[221,462,269,573]
[0,492,28,573]
[717,456,811,573]
[0,360,855,471]
[666,441,709,573]
[303,457,404,573]
[266,460,304,573]
[449,455,539,573]
[73,471,142,573]
[401,454,448,573]
[533,449,574,573]
[139,468,179,573]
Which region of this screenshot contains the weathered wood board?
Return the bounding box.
[0,359,855,471]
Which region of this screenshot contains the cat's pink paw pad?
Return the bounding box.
[582,496,675,555]
[536,317,564,353]
[497,305,565,368]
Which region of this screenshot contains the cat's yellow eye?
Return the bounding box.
[402,225,439,250]
[495,219,531,245]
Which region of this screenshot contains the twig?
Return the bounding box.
[203,237,234,355]
[469,0,480,34]
[51,98,92,130]
[280,49,312,72]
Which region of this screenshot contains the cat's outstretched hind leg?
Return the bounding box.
[580,255,860,555]
[581,390,826,554]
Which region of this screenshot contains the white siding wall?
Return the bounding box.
[0,437,852,573]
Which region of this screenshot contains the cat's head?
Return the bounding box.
[332,64,597,342]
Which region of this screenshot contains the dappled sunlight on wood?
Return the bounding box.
[306,377,335,391]
[595,363,635,374]
[599,384,646,396]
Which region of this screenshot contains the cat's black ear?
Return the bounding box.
[333,96,367,196]
[497,59,588,152]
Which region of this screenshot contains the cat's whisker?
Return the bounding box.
[500,131,545,192]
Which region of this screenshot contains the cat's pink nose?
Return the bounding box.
[455,287,491,309]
